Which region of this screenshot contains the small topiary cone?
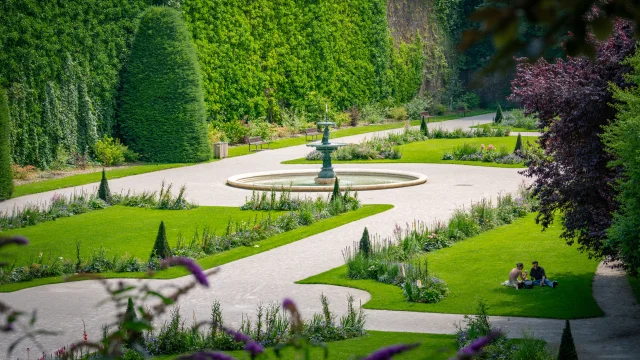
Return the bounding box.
[98,168,111,203]
[557,320,578,360]
[359,227,371,257]
[494,104,504,124]
[330,177,341,202]
[420,117,427,135]
[150,221,171,260]
[123,297,143,348]
[514,133,523,153]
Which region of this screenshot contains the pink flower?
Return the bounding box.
[487,144,495,151]
[480,144,485,150]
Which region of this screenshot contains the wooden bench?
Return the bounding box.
[303,127,321,141]
[419,111,431,122]
[245,136,271,151]
[457,106,466,117]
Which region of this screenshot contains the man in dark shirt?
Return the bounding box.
[530,261,558,288]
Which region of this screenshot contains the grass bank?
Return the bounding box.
[284,136,537,169]
[298,214,603,319]
[154,331,457,360]
[0,204,392,292]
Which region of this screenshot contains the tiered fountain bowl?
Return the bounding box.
[227,121,427,192]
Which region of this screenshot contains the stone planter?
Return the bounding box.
[213,142,228,159]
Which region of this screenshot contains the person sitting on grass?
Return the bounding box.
[502,262,527,290]
[530,260,558,288]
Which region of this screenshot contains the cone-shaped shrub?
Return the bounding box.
[98,169,111,202]
[150,221,171,260]
[330,177,341,202]
[123,297,142,348]
[420,117,427,135]
[558,320,578,360]
[0,88,13,200]
[359,227,371,257]
[118,7,210,163]
[514,133,523,153]
[494,104,504,124]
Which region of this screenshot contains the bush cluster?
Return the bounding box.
[442,143,526,164]
[502,109,538,130]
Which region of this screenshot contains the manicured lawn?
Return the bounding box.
[227,110,493,158]
[0,204,392,292]
[629,276,640,304]
[469,123,534,133]
[283,136,537,168]
[13,163,190,198]
[154,331,457,360]
[298,214,603,319]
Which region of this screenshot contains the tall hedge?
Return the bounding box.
[118,6,210,163]
[0,88,13,200]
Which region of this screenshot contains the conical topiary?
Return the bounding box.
[557,320,578,360]
[123,297,142,348]
[420,117,427,136]
[118,6,211,163]
[330,177,341,202]
[359,227,371,257]
[98,168,111,202]
[514,133,523,153]
[0,88,13,201]
[494,104,504,124]
[150,221,171,260]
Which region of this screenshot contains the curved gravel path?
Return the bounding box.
[1,114,637,359]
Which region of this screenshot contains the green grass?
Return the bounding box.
[0,204,392,292]
[629,276,640,304]
[153,331,457,360]
[13,163,190,198]
[284,136,537,168]
[469,123,535,133]
[227,110,493,158]
[298,214,603,319]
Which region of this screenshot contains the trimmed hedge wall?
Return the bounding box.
[0,88,13,200]
[117,6,211,163]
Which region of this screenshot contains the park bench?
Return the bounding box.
[245,136,271,151]
[419,111,431,122]
[457,106,466,117]
[304,127,321,141]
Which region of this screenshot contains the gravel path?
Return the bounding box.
[1,113,637,359]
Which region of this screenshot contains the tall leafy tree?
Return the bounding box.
[602,49,640,276]
[510,21,635,259]
[0,88,13,200]
[118,6,211,163]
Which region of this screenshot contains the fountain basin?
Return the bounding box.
[227,169,427,192]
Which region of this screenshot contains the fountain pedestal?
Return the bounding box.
[306,121,346,184]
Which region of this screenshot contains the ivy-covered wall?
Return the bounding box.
[0,0,442,167]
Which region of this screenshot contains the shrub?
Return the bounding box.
[330,178,341,202]
[389,106,407,120]
[360,103,385,124]
[216,119,248,144]
[514,133,523,153]
[98,169,111,203]
[150,221,172,260]
[349,105,360,126]
[246,118,275,140]
[280,108,310,133]
[332,112,351,128]
[558,320,578,360]
[0,88,13,200]
[419,117,427,136]
[94,135,126,166]
[118,6,211,163]
[430,103,447,115]
[405,97,431,120]
[460,92,480,109]
[359,227,371,257]
[494,103,504,124]
[503,109,538,130]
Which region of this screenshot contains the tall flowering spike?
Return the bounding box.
[177,351,237,360]
[161,257,209,287]
[223,327,252,343]
[362,343,420,360]
[456,330,502,359]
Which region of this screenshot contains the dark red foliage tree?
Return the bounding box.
[509,20,635,259]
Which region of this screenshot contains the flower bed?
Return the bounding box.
[442,143,525,164]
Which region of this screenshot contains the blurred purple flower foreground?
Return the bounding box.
[177,351,236,360]
[161,257,209,287]
[456,330,502,359]
[363,343,420,360]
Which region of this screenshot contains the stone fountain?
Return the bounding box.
[305,120,346,184]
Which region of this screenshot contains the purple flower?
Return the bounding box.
[177,351,237,360]
[223,327,252,343]
[362,343,420,360]
[160,257,209,287]
[282,297,296,311]
[456,330,502,359]
[0,236,29,248]
[243,340,265,356]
